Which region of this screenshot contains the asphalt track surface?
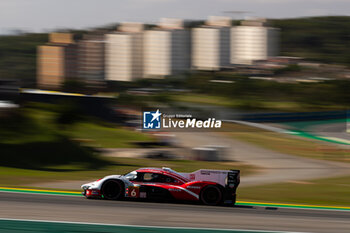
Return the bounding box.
[0,192,349,233]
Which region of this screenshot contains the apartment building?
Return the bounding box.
[78,34,105,82]
[37,33,78,89]
[143,18,191,78]
[192,16,231,71]
[37,17,281,87]
[105,23,144,82]
[231,19,279,65]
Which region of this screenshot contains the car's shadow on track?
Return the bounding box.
[85,196,268,210]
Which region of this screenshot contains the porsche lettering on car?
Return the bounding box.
[81,167,240,206]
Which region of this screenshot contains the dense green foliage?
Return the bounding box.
[270,16,350,65]
[0,33,47,86]
[181,72,350,110]
[0,108,105,170]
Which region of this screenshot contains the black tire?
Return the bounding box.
[200,185,222,206]
[101,180,124,200]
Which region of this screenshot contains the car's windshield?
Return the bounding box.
[124,171,137,180]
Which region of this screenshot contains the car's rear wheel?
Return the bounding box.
[200,185,222,205]
[101,180,124,200]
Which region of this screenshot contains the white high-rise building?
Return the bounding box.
[192,16,231,71]
[143,19,191,78]
[105,23,144,82]
[231,19,279,65]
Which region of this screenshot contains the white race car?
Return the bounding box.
[81,167,240,205]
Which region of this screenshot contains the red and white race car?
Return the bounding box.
[81,167,240,205]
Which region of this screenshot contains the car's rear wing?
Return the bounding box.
[180,169,240,189]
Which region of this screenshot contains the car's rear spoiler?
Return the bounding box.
[227,170,240,191]
[179,169,240,188]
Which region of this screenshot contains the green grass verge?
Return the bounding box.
[0,157,254,188]
[170,93,345,111]
[224,123,350,163]
[282,118,348,130]
[239,175,350,207]
[65,122,152,148]
[172,94,234,107]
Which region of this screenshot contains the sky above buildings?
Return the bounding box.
[0,0,349,34]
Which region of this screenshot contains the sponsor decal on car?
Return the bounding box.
[187,186,201,189]
[169,188,182,192]
[140,192,147,198]
[189,174,195,180]
[200,170,228,175]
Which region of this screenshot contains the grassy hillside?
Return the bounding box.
[0,104,154,170]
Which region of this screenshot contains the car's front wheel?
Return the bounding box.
[200,185,222,205]
[101,180,124,200]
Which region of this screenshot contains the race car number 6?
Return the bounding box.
[131,189,137,197]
